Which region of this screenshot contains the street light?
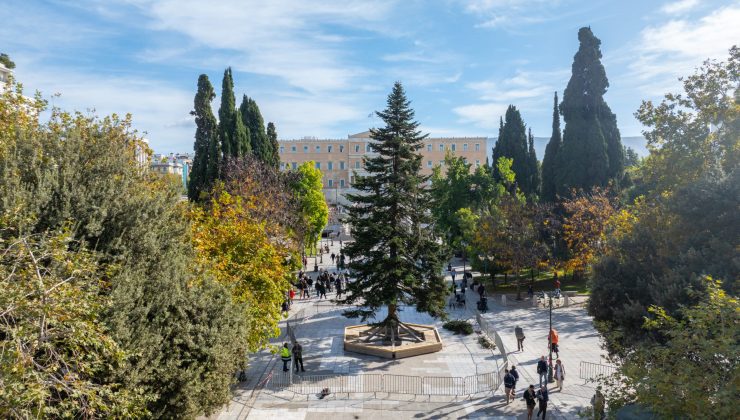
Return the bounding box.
[547,293,555,383]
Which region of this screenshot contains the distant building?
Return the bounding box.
[278,131,487,206]
[150,152,192,190]
[0,63,11,85]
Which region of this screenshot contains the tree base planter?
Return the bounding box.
[343,324,443,359]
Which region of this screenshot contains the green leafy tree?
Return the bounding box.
[602,279,739,419]
[291,161,328,252]
[0,53,15,69]
[240,95,270,163]
[431,154,474,242]
[557,27,623,195]
[338,82,447,341]
[0,81,249,418]
[0,231,147,418]
[493,105,536,195]
[635,46,739,195]
[188,74,219,201]
[541,92,561,201]
[622,145,640,167]
[266,122,280,167]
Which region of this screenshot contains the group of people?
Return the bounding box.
[280,342,305,373]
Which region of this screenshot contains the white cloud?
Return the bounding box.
[660,0,699,15]
[453,102,509,129]
[461,0,567,29]
[630,4,740,94]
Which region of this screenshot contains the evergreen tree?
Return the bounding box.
[266,122,280,167]
[188,74,218,201]
[240,95,270,162]
[541,92,562,201]
[218,67,237,157]
[338,82,447,342]
[527,128,540,197]
[557,27,622,195]
[492,105,533,195]
[232,103,250,157]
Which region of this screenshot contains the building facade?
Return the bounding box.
[278,131,487,205]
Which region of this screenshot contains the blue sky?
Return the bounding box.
[2,0,738,154]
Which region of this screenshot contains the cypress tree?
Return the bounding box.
[266,122,280,168]
[218,67,236,157]
[541,91,561,201]
[557,27,621,195]
[232,104,250,157]
[338,82,447,341]
[527,128,540,197]
[240,96,270,163]
[188,74,218,201]
[492,105,532,194]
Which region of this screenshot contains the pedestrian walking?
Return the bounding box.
[548,328,560,357]
[515,326,525,351]
[478,283,486,298]
[537,356,548,388]
[331,253,336,264]
[536,385,549,419]
[554,359,565,391]
[335,277,343,298]
[451,268,456,281]
[319,282,327,299]
[523,384,537,420]
[527,283,534,299]
[289,288,295,304]
[292,342,305,372]
[503,369,516,404]
[510,365,520,396]
[280,343,291,372]
[591,385,606,420]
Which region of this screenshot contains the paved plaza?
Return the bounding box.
[209,247,607,420]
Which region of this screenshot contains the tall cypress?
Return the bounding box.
[527,128,540,197]
[218,68,236,157]
[240,96,270,163]
[188,74,218,201]
[541,92,561,201]
[557,27,621,195]
[492,105,532,194]
[338,82,447,340]
[266,122,280,168]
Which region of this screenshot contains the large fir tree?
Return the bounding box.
[188,74,218,201]
[541,92,562,201]
[338,82,447,342]
[266,122,280,167]
[240,95,271,163]
[492,105,535,195]
[557,27,622,195]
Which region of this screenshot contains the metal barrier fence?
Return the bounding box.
[579,361,617,385]
[476,313,508,365]
[265,369,507,397]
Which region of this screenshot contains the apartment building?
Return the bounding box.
[278,131,487,205]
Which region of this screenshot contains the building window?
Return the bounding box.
[303,145,308,153]
[463,157,468,164]
[355,161,360,169]
[355,145,360,153]
[427,144,432,152]
[475,143,480,152]
[365,144,371,152]
[280,146,285,153]
[475,160,480,167]
[350,175,355,185]
[340,145,344,153]
[315,145,321,153]
[439,144,444,152]
[291,162,297,169]
[340,179,345,188]
[340,161,345,170]
[280,162,285,170]
[439,160,444,166]
[315,162,321,170]
[427,161,432,168]
[328,145,333,153]
[463,143,468,151]
[451,144,456,152]
[328,161,333,170]
[291,145,297,152]
[328,179,333,187]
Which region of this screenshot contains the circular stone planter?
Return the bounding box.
[343,323,443,359]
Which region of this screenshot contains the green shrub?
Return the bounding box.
[443,320,474,335]
[478,335,495,349]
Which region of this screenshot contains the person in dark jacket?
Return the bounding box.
[537,355,548,388]
[292,342,305,372]
[536,385,549,419]
[515,326,525,351]
[503,369,516,404]
[510,365,520,390]
[523,384,537,420]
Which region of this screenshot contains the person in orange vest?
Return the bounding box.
[549,328,560,357]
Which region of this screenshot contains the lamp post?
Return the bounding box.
[547,293,555,383]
